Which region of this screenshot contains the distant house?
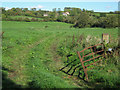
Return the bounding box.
[62,12,70,16]
[43,14,48,16]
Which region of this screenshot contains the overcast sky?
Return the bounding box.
[1,1,119,12]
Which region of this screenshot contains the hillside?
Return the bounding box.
[2,21,119,88]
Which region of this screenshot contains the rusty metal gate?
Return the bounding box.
[0,32,4,38]
[77,43,105,81]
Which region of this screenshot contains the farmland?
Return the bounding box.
[2,21,119,88]
[8,16,44,20]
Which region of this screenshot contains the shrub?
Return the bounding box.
[98,15,118,28]
[2,14,6,20]
[31,18,38,22]
[24,18,31,22]
[16,17,23,21]
[100,13,106,17]
[73,12,91,28]
[57,15,64,22]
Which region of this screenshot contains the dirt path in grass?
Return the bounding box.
[7,35,53,86]
[49,38,88,88]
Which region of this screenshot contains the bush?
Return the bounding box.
[31,18,38,22]
[16,17,23,21]
[100,13,106,17]
[57,15,64,22]
[73,12,91,28]
[24,18,31,22]
[2,14,6,20]
[97,15,118,28]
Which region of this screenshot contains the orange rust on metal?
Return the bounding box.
[83,58,94,63]
[80,43,102,52]
[83,54,104,63]
[96,49,104,53]
[82,51,84,58]
[77,43,105,81]
[85,59,103,67]
[77,51,88,81]
[0,32,4,37]
[83,53,93,58]
[91,48,95,63]
[83,49,104,58]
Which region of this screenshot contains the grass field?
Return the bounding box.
[2,21,119,88]
[93,12,118,17]
[8,16,43,20]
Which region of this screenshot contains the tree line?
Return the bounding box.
[1,7,119,28]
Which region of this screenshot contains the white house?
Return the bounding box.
[62,12,70,16]
[43,14,48,16]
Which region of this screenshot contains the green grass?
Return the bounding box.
[93,12,100,16]
[2,21,119,88]
[88,63,120,88]
[93,12,118,17]
[8,16,43,20]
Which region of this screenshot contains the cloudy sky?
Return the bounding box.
[1,0,119,12]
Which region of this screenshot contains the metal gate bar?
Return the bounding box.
[77,43,105,81]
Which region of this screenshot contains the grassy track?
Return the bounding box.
[2,21,118,88]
